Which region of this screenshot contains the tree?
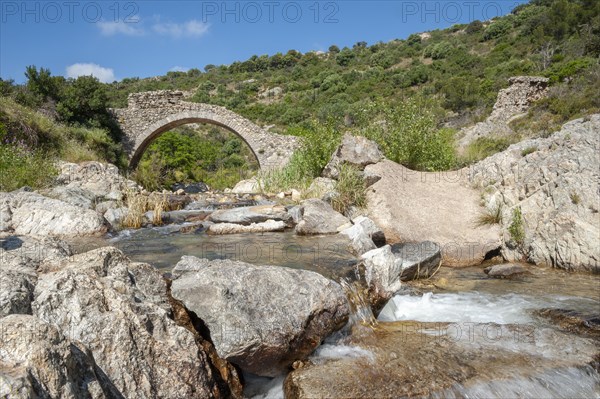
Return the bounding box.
[24,66,62,104]
[328,45,340,53]
[57,75,120,139]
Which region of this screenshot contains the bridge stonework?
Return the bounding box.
[112,90,301,170]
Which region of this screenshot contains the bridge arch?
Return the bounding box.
[111,90,300,170]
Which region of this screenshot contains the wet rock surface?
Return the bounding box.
[209,204,291,226]
[484,263,530,278]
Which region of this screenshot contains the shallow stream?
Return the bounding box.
[71,222,600,398]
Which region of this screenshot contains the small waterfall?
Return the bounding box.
[340,279,377,329]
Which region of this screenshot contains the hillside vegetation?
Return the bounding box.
[0,0,598,191]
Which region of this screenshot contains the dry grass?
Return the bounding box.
[475,203,504,227]
[122,191,170,228]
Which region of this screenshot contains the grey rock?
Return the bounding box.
[232,178,261,194]
[55,161,139,199]
[470,115,600,271]
[171,256,350,377]
[484,263,529,278]
[307,177,336,198]
[295,199,351,235]
[0,315,111,399]
[95,200,118,214]
[360,245,403,306]
[41,184,97,209]
[207,220,287,235]
[1,191,107,237]
[361,242,441,306]
[32,247,228,399]
[362,169,382,188]
[352,216,386,247]
[0,235,71,317]
[104,190,123,201]
[103,207,128,229]
[151,209,211,225]
[339,223,376,256]
[288,205,304,225]
[390,241,442,281]
[209,204,291,225]
[322,134,384,179]
[365,160,502,266]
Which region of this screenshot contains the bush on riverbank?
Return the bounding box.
[0,97,124,191]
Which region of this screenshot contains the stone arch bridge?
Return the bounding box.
[111,90,300,170]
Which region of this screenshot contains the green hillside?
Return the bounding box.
[1,0,598,191]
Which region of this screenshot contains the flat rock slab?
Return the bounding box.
[365,160,501,266]
[484,263,529,278]
[209,204,291,225]
[171,256,350,377]
[207,220,286,235]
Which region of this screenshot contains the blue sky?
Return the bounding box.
[1,1,527,83]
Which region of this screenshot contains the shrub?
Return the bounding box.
[521,146,537,156]
[508,207,525,245]
[261,123,342,192]
[331,163,367,215]
[0,145,58,191]
[463,136,515,163]
[424,41,454,60]
[483,18,513,40]
[360,99,457,171]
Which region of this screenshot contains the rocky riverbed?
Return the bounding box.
[1,115,599,398]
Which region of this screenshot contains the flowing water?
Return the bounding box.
[71,223,600,398]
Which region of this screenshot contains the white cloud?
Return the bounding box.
[153,20,209,38]
[169,66,189,72]
[97,20,144,36]
[66,63,116,83]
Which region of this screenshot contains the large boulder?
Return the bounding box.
[31,247,240,399]
[1,191,107,237]
[209,204,291,225]
[0,235,71,317]
[170,256,350,377]
[295,199,351,235]
[365,160,501,266]
[0,314,114,398]
[360,242,441,308]
[55,161,139,199]
[470,115,600,271]
[322,134,384,179]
